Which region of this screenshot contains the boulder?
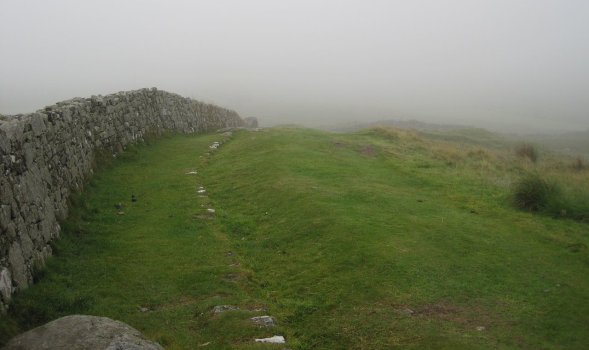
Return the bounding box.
[2,315,163,350]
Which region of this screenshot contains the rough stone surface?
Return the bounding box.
[0,267,12,303]
[0,88,244,311]
[212,305,240,313]
[254,335,286,344]
[250,315,277,327]
[2,315,163,350]
[243,117,259,128]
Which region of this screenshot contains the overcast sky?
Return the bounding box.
[1,0,588,132]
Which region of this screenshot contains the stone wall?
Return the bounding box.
[0,88,244,311]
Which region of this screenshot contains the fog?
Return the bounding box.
[1,0,588,133]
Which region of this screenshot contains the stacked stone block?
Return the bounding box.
[0,88,244,311]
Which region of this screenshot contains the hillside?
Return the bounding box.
[526,130,589,158]
[325,119,589,159]
[1,127,588,349]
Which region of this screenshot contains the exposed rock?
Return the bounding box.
[0,268,12,303]
[212,305,240,313]
[250,315,277,327]
[397,308,414,316]
[254,335,285,344]
[2,315,163,350]
[243,117,259,128]
[8,243,27,289]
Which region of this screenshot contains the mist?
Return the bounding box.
[1,0,588,133]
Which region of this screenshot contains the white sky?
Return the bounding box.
[1,0,588,132]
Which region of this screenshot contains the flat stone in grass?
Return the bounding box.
[255,335,285,344]
[212,305,240,314]
[250,315,277,327]
[397,308,414,316]
[2,315,163,350]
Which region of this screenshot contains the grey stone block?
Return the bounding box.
[0,88,245,311]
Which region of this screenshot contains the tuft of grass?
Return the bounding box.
[512,173,558,212]
[515,143,539,162]
[572,156,586,171]
[367,126,421,143]
[512,172,589,222]
[545,184,589,222]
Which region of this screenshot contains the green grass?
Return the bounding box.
[512,172,589,222]
[1,127,589,349]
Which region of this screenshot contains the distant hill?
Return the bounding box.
[325,119,589,158]
[323,119,467,133]
[525,130,589,158]
[325,119,513,149]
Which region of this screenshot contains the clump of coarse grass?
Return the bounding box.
[369,126,401,141]
[431,143,464,167]
[572,156,586,171]
[547,184,589,222]
[369,126,422,143]
[512,173,558,212]
[515,143,539,163]
[512,172,589,222]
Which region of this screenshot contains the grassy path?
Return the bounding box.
[1,133,285,349]
[1,128,588,349]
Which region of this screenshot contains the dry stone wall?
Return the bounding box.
[0,88,244,311]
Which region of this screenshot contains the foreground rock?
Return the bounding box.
[3,315,163,350]
[255,335,286,344]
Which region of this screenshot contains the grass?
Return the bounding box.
[511,172,589,222]
[512,173,558,212]
[1,127,589,349]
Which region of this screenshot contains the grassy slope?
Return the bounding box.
[1,128,588,349]
[528,131,589,158]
